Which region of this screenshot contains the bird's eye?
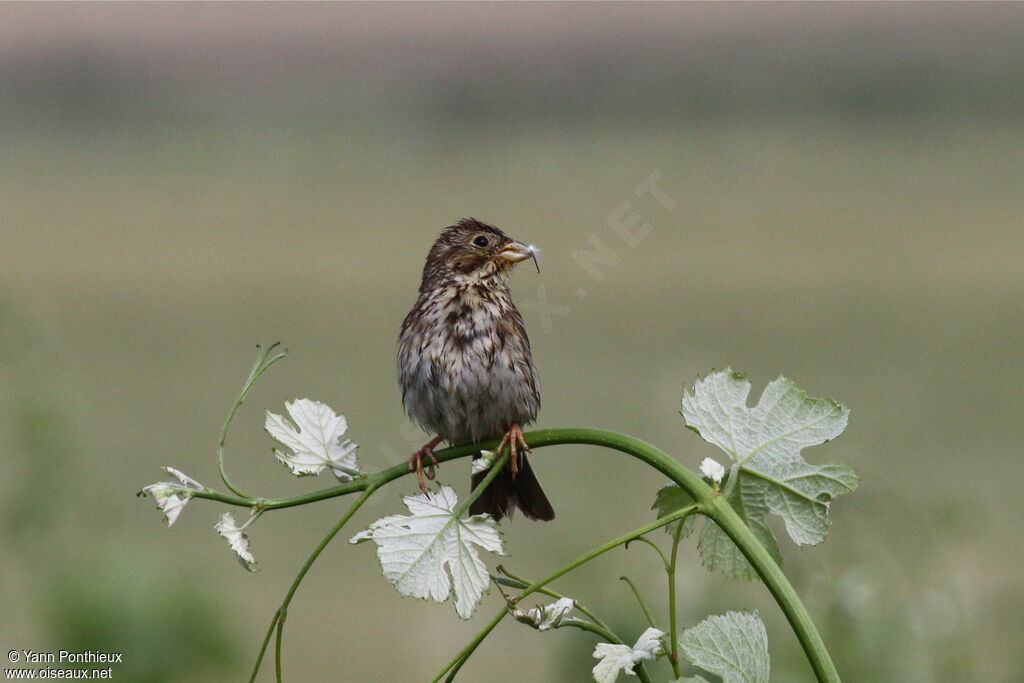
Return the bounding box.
[473,235,489,248]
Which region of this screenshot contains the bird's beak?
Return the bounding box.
[498,241,535,264]
[499,241,541,273]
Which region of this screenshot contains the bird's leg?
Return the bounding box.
[408,435,443,493]
[496,423,530,478]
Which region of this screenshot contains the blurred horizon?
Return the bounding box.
[2,3,1022,682]
[3,3,1024,130]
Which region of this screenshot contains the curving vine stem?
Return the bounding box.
[195,428,841,683]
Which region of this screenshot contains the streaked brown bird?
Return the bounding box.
[398,218,554,521]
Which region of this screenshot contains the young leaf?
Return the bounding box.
[652,483,697,537]
[512,597,577,631]
[592,627,665,682]
[678,611,769,683]
[214,512,258,572]
[265,399,361,481]
[348,485,504,620]
[682,370,858,578]
[699,457,725,485]
[139,467,205,526]
[471,449,497,476]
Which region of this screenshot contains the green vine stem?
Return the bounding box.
[430,505,698,683]
[197,428,839,683]
[494,566,619,641]
[619,575,658,629]
[666,510,690,678]
[451,449,511,518]
[491,582,619,647]
[248,486,375,683]
[217,342,287,498]
[624,536,670,570]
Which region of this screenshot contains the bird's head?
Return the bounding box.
[421,218,538,290]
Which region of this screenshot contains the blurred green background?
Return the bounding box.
[2,3,1022,681]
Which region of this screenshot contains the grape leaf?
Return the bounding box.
[265,399,361,481]
[471,449,497,475]
[652,483,697,538]
[679,370,858,579]
[214,512,258,572]
[512,597,577,631]
[139,467,204,526]
[349,485,504,619]
[678,611,769,683]
[591,627,665,682]
[696,480,782,580]
[700,457,725,483]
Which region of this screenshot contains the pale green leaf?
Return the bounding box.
[678,611,769,683]
[471,449,497,476]
[652,483,697,537]
[697,480,782,580]
[512,597,577,631]
[265,399,361,481]
[348,485,504,619]
[214,512,258,572]
[682,370,858,577]
[139,467,204,527]
[592,627,665,682]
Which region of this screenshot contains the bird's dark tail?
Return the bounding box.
[469,454,554,521]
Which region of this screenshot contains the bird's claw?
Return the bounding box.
[408,437,443,493]
[497,423,530,478]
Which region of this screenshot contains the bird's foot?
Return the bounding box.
[408,436,443,493]
[496,423,530,478]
